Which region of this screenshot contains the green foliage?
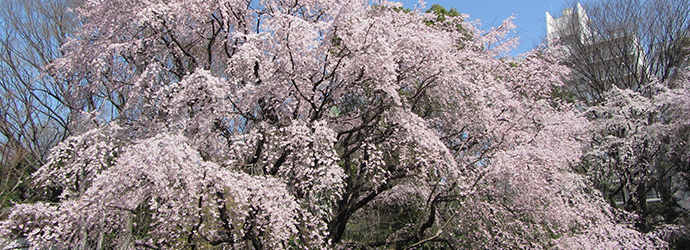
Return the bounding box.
[549,84,577,105]
[426,4,460,23]
[391,5,412,14]
[424,4,472,49]
[345,203,426,244]
[0,155,38,218]
[370,4,412,14]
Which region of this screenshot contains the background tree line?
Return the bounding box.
[0,0,83,213]
[552,0,690,246]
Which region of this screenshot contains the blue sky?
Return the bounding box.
[400,0,586,56]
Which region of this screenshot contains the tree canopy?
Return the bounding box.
[1,0,688,249]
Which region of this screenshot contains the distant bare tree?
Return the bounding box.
[547,0,690,104]
[0,0,82,213]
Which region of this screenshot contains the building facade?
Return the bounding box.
[546,3,647,104]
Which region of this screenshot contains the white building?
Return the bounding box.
[546,4,591,48]
[546,4,647,103]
